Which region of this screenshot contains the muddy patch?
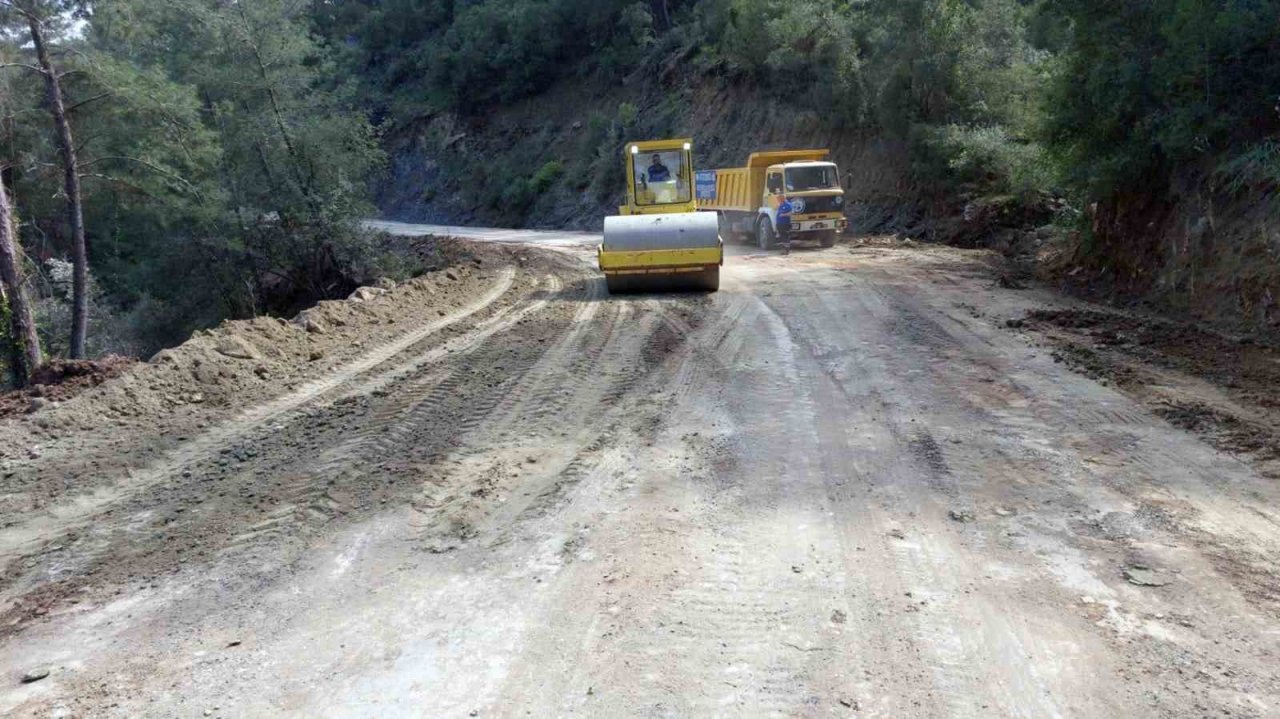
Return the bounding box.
[1018,307,1280,477]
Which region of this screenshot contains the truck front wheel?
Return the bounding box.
[755,217,776,251]
[819,230,837,248]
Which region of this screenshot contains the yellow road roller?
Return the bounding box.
[598,138,722,293]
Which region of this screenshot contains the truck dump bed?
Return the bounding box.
[696,149,831,212]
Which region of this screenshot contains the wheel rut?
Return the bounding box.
[0,268,563,629]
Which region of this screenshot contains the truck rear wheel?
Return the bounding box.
[756,217,775,251]
[819,230,837,248]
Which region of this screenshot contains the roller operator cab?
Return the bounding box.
[598,139,723,293]
[695,150,849,251]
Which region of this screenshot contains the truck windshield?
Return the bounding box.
[634,150,690,206]
[786,165,838,191]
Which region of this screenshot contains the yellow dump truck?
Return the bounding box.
[598,138,722,293]
[695,150,847,250]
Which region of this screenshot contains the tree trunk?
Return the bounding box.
[27,12,89,359]
[0,176,42,387]
[651,0,671,30]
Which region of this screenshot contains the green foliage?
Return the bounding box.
[1215,140,1280,194]
[313,0,673,119]
[1045,0,1280,197]
[684,0,1057,191]
[2,0,388,356]
[704,0,868,122]
[915,125,1055,197]
[617,102,639,130]
[319,0,1063,204]
[98,0,385,310]
[530,161,565,194]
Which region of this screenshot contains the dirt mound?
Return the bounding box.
[29,356,135,387]
[0,356,137,419]
[0,238,562,514]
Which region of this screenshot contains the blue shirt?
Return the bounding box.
[777,199,794,227]
[648,163,671,182]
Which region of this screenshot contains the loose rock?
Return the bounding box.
[293,312,328,335]
[347,287,388,303]
[1123,565,1169,587]
[214,336,260,361]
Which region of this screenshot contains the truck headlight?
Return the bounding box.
[833,196,844,206]
[789,198,805,213]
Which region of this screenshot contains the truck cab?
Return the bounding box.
[762,161,847,247]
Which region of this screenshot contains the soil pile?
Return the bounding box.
[0,356,136,419]
[0,237,547,514]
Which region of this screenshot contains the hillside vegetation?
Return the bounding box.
[2,0,1278,384]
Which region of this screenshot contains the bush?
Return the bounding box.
[1215,140,1280,194]
[530,160,565,194]
[1045,0,1280,197]
[917,124,1055,198]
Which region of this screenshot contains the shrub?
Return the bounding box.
[917,124,1056,197]
[530,160,565,194]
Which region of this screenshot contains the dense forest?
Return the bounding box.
[1,0,1277,385]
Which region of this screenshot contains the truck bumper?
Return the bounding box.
[790,217,847,234]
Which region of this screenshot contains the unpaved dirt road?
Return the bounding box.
[3,224,1280,718]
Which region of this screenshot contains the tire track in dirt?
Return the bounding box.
[782,265,1280,716]
[214,274,573,557]
[772,274,1083,717]
[483,283,860,716]
[478,278,607,439]
[0,269,559,627]
[447,290,754,563]
[430,292,698,543]
[200,273,614,563]
[566,288,846,716]
[463,289,763,715]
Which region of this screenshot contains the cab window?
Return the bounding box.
[766,172,784,194]
[785,165,838,191]
[633,150,690,206]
